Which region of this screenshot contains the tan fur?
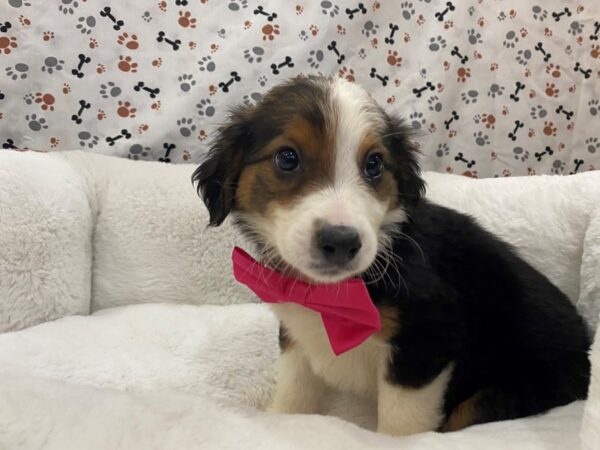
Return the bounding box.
[441,391,481,432]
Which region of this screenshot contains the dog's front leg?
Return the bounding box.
[268,343,326,414]
[377,365,452,436]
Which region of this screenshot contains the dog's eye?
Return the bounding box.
[364,153,384,179]
[274,147,299,172]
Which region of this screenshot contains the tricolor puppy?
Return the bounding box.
[193,76,590,436]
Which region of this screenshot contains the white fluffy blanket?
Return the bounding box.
[0,151,599,449]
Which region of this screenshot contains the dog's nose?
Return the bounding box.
[316,225,362,266]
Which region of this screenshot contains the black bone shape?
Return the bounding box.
[450,46,469,64]
[159,142,176,163]
[157,31,181,50]
[384,23,399,44]
[0,91,4,100]
[99,6,124,31]
[369,67,389,86]
[327,40,345,64]
[270,57,294,75]
[253,6,277,22]
[412,81,435,98]
[534,42,552,62]
[454,152,475,168]
[70,99,91,124]
[106,129,132,146]
[555,105,574,120]
[534,146,554,161]
[345,3,367,20]
[2,138,17,149]
[218,71,242,92]
[435,1,455,22]
[509,81,525,102]
[175,0,188,5]
[0,21,11,33]
[444,110,459,129]
[591,21,600,41]
[134,81,160,99]
[71,53,91,78]
[574,62,592,79]
[507,120,524,141]
[551,7,571,22]
[571,159,584,174]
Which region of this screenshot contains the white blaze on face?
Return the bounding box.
[271,78,394,283]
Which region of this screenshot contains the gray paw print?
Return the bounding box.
[128,144,151,160]
[321,1,340,17]
[467,6,475,16]
[568,21,584,35]
[217,28,226,38]
[142,11,152,22]
[258,75,268,87]
[409,112,426,130]
[177,118,196,137]
[8,0,32,7]
[467,29,482,45]
[197,56,216,72]
[531,5,547,21]
[76,16,96,35]
[586,137,599,153]
[428,95,442,112]
[461,90,479,105]
[502,30,518,48]
[41,57,64,74]
[196,98,215,117]
[23,93,34,104]
[401,2,415,20]
[243,47,265,63]
[299,30,309,41]
[228,0,248,11]
[6,63,29,80]
[178,74,196,92]
[78,131,99,148]
[362,21,379,37]
[99,81,121,98]
[551,159,566,174]
[307,49,324,69]
[243,92,263,106]
[25,114,48,131]
[513,146,529,161]
[428,36,447,51]
[473,131,490,146]
[473,114,482,124]
[498,11,507,21]
[516,49,532,65]
[530,105,547,119]
[487,83,504,98]
[59,0,79,15]
[589,100,600,116]
[436,143,450,157]
[358,48,367,59]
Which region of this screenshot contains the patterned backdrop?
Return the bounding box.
[1,0,599,178]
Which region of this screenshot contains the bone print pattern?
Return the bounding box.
[1,1,599,176]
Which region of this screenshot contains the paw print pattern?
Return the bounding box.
[118,56,138,73]
[515,49,532,66]
[41,57,64,74]
[531,5,547,21]
[5,63,29,80]
[78,131,99,148]
[461,90,479,104]
[361,21,379,38]
[473,131,490,146]
[551,159,565,174]
[307,50,324,68]
[530,105,547,119]
[544,83,559,98]
[178,74,196,92]
[428,36,446,51]
[198,56,216,72]
[568,21,583,36]
[401,2,415,20]
[128,144,151,160]
[99,82,121,99]
[436,143,450,157]
[513,146,530,161]
[25,114,48,131]
[542,121,557,136]
[467,29,482,45]
[76,16,96,35]
[321,1,340,18]
[428,95,442,112]
[228,0,248,11]
[196,98,215,117]
[177,118,196,137]
[502,30,518,48]
[589,100,600,117]
[409,112,426,130]
[488,84,504,98]
[243,47,265,64]
[586,137,599,154]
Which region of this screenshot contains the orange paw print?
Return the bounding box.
[387,50,402,67]
[62,83,71,94]
[117,101,137,118]
[151,101,161,111]
[97,109,106,120]
[89,38,99,49]
[152,57,162,68]
[520,27,528,38]
[262,23,280,41]
[138,124,149,134]
[544,82,559,98]
[118,55,138,73]
[417,14,425,25]
[158,1,167,12]
[208,84,217,96]
[338,66,355,82]
[543,121,557,136]
[50,137,59,148]
[387,95,395,104]
[403,32,410,43]
[96,63,106,74]
[490,62,499,71]
[481,114,496,129]
[477,17,485,27]
[336,25,346,35]
[309,25,318,36]
[591,44,600,59]
[210,43,219,53]
[18,15,31,26]
[182,150,191,161]
[189,41,197,50]
[178,11,197,28]
[0,36,18,54]
[244,20,252,30]
[198,130,208,141]
[545,63,561,78]
[34,93,56,111]
[117,33,139,50]
[43,31,54,41]
[456,66,471,82]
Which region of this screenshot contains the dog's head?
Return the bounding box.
[193,76,424,283]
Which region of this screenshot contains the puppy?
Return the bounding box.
[193,76,590,436]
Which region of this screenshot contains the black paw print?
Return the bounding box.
[78,131,99,148]
[586,137,599,154]
[589,100,600,116]
[487,83,504,98]
[177,118,196,137]
[401,1,415,20]
[243,47,265,63]
[178,74,196,92]
[513,146,530,161]
[409,112,426,130]
[502,30,518,48]
[99,81,121,98]
[321,1,340,17]
[467,29,482,45]
[428,95,442,112]
[473,131,490,146]
[25,113,48,131]
[307,49,324,68]
[41,56,64,74]
[436,143,450,157]
[362,21,379,37]
[128,144,151,160]
[6,63,29,80]
[428,35,447,51]
[196,98,215,117]
[197,56,216,72]
[461,90,479,104]
[532,5,548,21]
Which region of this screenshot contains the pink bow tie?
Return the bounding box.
[232,247,381,355]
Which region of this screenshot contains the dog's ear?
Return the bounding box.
[192,107,252,226]
[383,114,426,215]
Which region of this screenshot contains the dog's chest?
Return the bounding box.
[271,304,387,396]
